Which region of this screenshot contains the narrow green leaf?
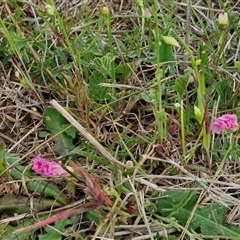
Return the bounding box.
[72,149,109,165]
[0,194,61,215]
[85,211,102,225]
[27,180,68,205]
[199,43,208,67]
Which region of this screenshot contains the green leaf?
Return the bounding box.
[159,38,175,63]
[39,218,72,240]
[236,61,240,72]
[158,190,197,218]
[72,149,109,165]
[158,190,240,237]
[159,37,176,74]
[43,107,76,155]
[0,194,61,215]
[115,62,133,78]
[189,203,226,235]
[92,55,114,78]
[198,43,208,67]
[62,62,73,70]
[85,211,102,225]
[175,70,190,101]
[134,0,144,9]
[140,91,156,103]
[2,218,35,240]
[0,143,19,165]
[0,143,18,178]
[26,180,68,205]
[0,158,5,174]
[61,124,76,138]
[39,130,50,138]
[89,71,109,101]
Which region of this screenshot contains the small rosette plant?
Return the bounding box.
[32,156,69,178]
[211,114,238,134]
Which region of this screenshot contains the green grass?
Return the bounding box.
[0,0,240,239]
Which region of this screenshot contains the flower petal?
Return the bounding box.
[211,114,238,134]
[32,156,46,175]
[43,161,69,178]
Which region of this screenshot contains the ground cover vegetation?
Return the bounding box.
[0,0,240,239]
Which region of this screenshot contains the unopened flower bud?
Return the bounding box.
[194,106,203,124]
[162,36,180,48]
[126,160,133,169]
[174,103,181,109]
[218,13,228,29]
[45,4,55,16]
[195,59,201,66]
[101,7,110,16]
[15,71,20,79]
[144,8,152,18]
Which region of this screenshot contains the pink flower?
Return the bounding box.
[32,156,68,178]
[32,156,46,175]
[43,161,69,178]
[211,114,238,134]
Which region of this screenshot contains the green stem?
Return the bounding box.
[153,0,166,143]
[104,10,116,100]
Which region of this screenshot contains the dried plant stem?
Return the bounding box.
[50,100,127,168]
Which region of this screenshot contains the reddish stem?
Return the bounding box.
[14,202,100,234]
